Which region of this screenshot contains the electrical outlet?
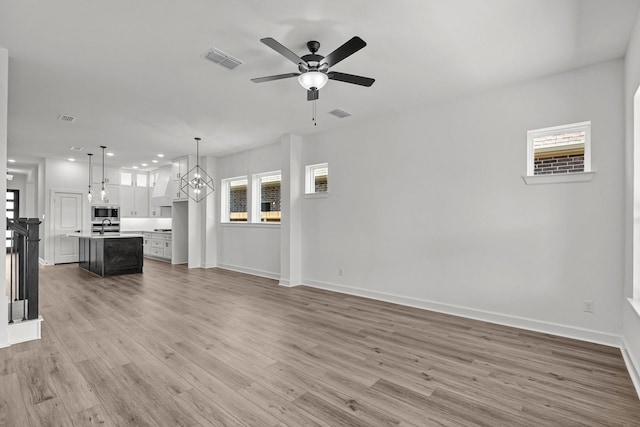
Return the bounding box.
[583,300,594,313]
[338,268,344,276]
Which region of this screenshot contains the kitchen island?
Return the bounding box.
[69,233,143,277]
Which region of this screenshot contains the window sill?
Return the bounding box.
[220,222,280,229]
[522,171,595,185]
[304,192,329,199]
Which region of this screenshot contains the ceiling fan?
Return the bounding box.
[251,36,375,101]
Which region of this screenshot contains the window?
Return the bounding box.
[121,171,148,187]
[221,176,248,222]
[305,163,328,194]
[527,121,591,176]
[120,171,132,186]
[252,171,281,222]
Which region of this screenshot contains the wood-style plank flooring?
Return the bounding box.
[1,260,640,426]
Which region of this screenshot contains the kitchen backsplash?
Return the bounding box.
[120,217,172,232]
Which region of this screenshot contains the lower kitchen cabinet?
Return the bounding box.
[142,232,172,262]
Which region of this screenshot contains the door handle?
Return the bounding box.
[74,230,81,233]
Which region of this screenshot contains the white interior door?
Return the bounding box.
[54,192,83,264]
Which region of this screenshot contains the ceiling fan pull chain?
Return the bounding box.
[312,99,317,126]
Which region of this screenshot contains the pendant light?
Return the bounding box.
[100,145,108,202]
[180,137,214,203]
[87,153,94,203]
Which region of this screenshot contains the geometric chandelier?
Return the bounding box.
[180,137,214,203]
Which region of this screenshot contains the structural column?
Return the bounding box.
[279,134,302,287]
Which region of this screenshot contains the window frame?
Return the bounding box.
[221,175,248,223]
[305,162,329,194]
[251,170,281,223]
[526,121,591,177]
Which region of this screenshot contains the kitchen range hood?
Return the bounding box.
[152,168,172,206]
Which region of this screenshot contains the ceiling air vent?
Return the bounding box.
[329,108,351,119]
[57,114,76,123]
[202,47,242,70]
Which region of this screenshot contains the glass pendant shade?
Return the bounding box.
[298,71,328,90]
[100,145,108,202]
[180,137,214,203]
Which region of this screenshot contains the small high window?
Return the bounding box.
[221,176,248,222]
[527,122,591,176]
[252,171,281,222]
[305,163,328,194]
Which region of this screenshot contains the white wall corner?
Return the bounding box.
[622,336,640,399]
[280,134,303,287]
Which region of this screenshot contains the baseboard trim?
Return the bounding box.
[8,316,43,345]
[622,337,640,399]
[218,263,280,281]
[302,279,621,348]
[39,257,53,266]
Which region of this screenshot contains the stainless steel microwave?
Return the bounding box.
[91,205,120,222]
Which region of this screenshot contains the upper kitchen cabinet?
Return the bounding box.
[171,156,190,201]
[92,184,120,205]
[120,170,150,217]
[92,166,120,185]
[121,186,149,218]
[172,157,189,181]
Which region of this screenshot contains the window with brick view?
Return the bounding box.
[305,163,328,194]
[527,122,591,177]
[256,172,281,222]
[222,177,247,222]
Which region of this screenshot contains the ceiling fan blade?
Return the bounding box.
[260,37,307,67]
[328,71,375,87]
[251,73,300,83]
[320,36,367,68]
[307,89,319,101]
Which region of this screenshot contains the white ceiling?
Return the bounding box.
[1,0,639,174]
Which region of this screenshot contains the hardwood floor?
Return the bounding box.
[1,260,640,426]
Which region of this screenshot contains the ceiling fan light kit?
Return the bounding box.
[298,71,328,91]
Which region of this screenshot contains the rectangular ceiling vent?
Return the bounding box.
[202,47,242,70]
[57,114,76,123]
[329,108,352,119]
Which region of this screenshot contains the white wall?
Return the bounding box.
[216,142,281,278]
[623,9,640,395]
[0,47,8,347]
[301,59,625,344]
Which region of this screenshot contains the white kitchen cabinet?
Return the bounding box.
[143,232,172,261]
[172,157,189,180]
[171,157,189,201]
[92,184,120,205]
[120,186,149,217]
[92,166,120,185]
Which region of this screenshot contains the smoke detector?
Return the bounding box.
[58,114,76,123]
[202,47,242,70]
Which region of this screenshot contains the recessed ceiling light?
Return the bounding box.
[157,154,164,158]
[141,163,148,167]
[132,166,138,169]
[69,145,83,151]
[106,152,115,157]
[7,159,16,163]
[68,158,76,162]
[151,159,158,163]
